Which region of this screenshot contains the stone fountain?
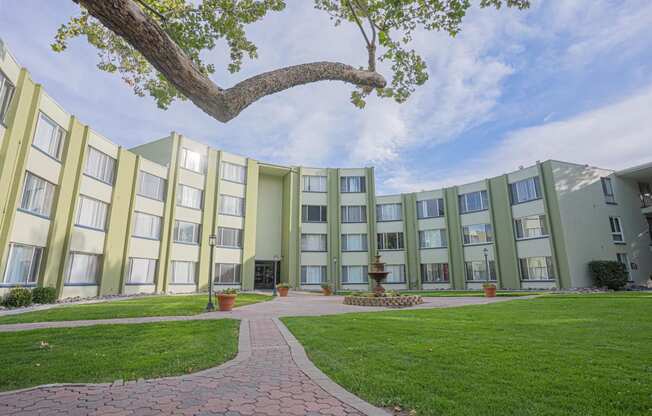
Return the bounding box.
[369,253,390,296]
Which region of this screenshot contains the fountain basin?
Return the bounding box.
[344,294,423,308]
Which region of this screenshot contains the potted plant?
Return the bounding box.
[482,282,497,298]
[321,282,333,296]
[277,283,290,297]
[216,288,238,311]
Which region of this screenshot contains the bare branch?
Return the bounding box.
[345,0,371,47]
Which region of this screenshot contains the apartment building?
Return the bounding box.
[1,39,651,299]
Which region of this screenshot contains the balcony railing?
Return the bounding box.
[642,194,652,208]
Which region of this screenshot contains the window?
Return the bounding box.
[421,263,449,283]
[340,176,366,193]
[66,253,100,284]
[459,190,489,213]
[520,257,554,280]
[171,261,197,284]
[376,203,402,222]
[301,234,327,252]
[85,147,116,185]
[138,171,166,201]
[609,216,624,243]
[32,112,65,160]
[514,215,548,239]
[215,263,241,284]
[462,224,493,245]
[219,194,244,217]
[417,198,444,218]
[217,227,243,248]
[616,253,631,278]
[301,266,327,284]
[601,177,616,204]
[127,258,157,284]
[132,212,162,240]
[510,177,541,204]
[0,70,15,124]
[76,196,108,230]
[302,205,327,223]
[177,184,203,209]
[465,260,496,281]
[174,220,200,244]
[341,205,367,223]
[20,172,55,218]
[221,162,246,183]
[419,229,447,249]
[377,232,404,250]
[342,234,368,252]
[3,243,42,284]
[303,175,327,192]
[385,264,406,283]
[179,148,204,173]
[341,265,368,284]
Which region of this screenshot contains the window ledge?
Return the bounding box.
[64,283,99,287]
[462,242,494,247]
[515,235,549,242]
[132,235,162,242]
[75,224,106,233]
[16,208,51,221]
[125,282,155,286]
[0,283,37,288]
[83,173,115,187]
[511,197,543,206]
[31,145,62,164]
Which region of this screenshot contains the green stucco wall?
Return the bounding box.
[241,159,259,291]
[444,187,465,289]
[488,176,520,289]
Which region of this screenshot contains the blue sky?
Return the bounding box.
[1,1,651,194]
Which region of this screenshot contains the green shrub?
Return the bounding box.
[320,282,332,289]
[589,261,629,290]
[3,286,33,308]
[216,288,238,295]
[276,283,290,289]
[32,287,57,304]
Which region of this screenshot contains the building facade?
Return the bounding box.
[1,40,651,299]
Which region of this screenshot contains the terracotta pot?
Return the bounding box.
[278,287,289,297]
[217,294,237,311]
[483,286,497,298]
[322,287,332,296]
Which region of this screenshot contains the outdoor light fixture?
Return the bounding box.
[483,247,490,283]
[206,234,217,311]
[272,255,280,297]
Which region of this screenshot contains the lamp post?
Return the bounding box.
[483,247,490,284]
[272,255,279,297]
[206,234,217,311]
[332,257,338,289]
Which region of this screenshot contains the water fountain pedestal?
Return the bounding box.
[369,253,390,296]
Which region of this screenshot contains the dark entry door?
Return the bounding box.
[254,261,275,289]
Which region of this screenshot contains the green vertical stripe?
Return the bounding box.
[327,169,341,289]
[156,133,180,293]
[445,187,465,289]
[488,176,520,289]
[402,193,421,289]
[365,167,378,290]
[198,148,219,291]
[241,158,259,291]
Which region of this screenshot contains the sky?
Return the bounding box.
[1,1,651,194]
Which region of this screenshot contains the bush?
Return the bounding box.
[32,286,57,304]
[216,288,238,295]
[589,261,629,290]
[320,282,332,290]
[3,286,33,308]
[276,283,290,289]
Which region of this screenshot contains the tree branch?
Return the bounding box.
[76,0,386,122]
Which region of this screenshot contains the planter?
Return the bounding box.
[322,287,332,296]
[483,286,497,298]
[217,294,237,311]
[277,287,289,297]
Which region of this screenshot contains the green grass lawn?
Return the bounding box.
[283,293,652,416]
[0,320,239,392]
[0,293,270,324]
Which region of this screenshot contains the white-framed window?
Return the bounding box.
[341,265,368,284]
[85,147,116,185]
[601,177,616,204]
[20,172,55,218]
[510,177,541,204]
[221,162,246,184]
[127,258,157,284]
[217,227,243,248]
[303,175,327,192]
[514,215,548,240]
[179,148,204,173]
[419,229,447,249]
[616,253,631,278]
[32,112,65,160]
[462,224,493,245]
[301,234,327,252]
[3,243,43,284]
[341,205,366,223]
[132,212,162,240]
[385,264,406,283]
[417,198,444,218]
[342,234,368,252]
[519,257,554,281]
[138,171,166,201]
[171,261,197,284]
[219,194,244,217]
[340,176,366,193]
[0,70,16,124]
[215,263,241,284]
[421,263,449,283]
[609,216,625,243]
[66,252,100,284]
[465,260,496,281]
[174,220,200,244]
[76,195,108,231]
[177,184,203,209]
[302,205,327,223]
[376,203,402,222]
[459,190,489,214]
[377,232,404,250]
[301,266,327,284]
